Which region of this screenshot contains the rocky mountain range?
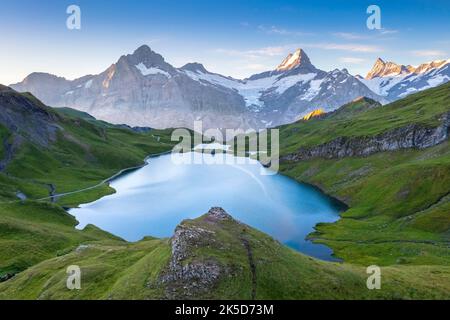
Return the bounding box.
[10,45,450,130]
[357,57,450,101]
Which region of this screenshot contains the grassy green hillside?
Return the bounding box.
[1,108,175,206]
[277,83,450,266]
[279,83,450,152]
[1,208,448,299]
[0,87,177,280]
[1,84,449,299]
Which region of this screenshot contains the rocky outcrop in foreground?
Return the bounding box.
[159,207,236,299]
[282,112,450,162]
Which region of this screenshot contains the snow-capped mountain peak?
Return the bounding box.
[414,59,450,74]
[360,57,450,99]
[9,45,449,131]
[9,45,386,130]
[132,44,153,56]
[366,58,411,79]
[125,45,173,72]
[276,48,312,71]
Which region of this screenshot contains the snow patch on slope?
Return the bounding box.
[301,79,324,101]
[425,74,450,87]
[84,79,93,89]
[182,70,239,89]
[359,75,407,96]
[135,63,171,78]
[183,69,318,109]
[273,73,316,94]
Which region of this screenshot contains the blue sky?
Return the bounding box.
[1,0,449,84]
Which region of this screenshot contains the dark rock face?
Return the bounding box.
[0,86,62,170]
[282,112,450,162]
[0,135,23,171]
[0,273,15,283]
[159,207,232,299]
[0,85,60,146]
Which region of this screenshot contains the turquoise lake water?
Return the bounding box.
[70,152,343,261]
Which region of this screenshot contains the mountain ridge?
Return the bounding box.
[10,45,450,130]
[365,57,413,79]
[361,56,450,99]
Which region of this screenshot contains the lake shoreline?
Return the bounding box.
[68,149,345,261]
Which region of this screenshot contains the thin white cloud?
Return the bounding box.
[333,29,398,40]
[250,46,289,56]
[305,43,382,53]
[338,57,367,64]
[435,40,450,45]
[258,25,314,36]
[412,50,447,57]
[333,32,367,40]
[240,63,270,71]
[215,45,291,59]
[379,28,398,35]
[216,42,382,61]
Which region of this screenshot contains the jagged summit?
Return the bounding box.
[125,44,170,69]
[366,58,411,79]
[132,44,153,55]
[414,59,450,74]
[110,44,176,81]
[10,45,450,130]
[131,45,158,59]
[276,48,312,71]
[366,57,450,80]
